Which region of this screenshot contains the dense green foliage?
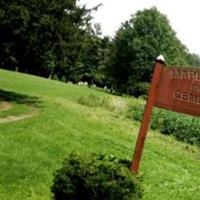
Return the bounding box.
[51,152,142,200]
[162,112,200,145]
[0,0,91,77]
[108,7,195,95]
[130,104,200,146]
[74,35,112,85]
[0,0,110,86]
[186,53,200,67]
[1,3,200,94]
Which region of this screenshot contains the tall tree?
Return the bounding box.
[108,7,189,95]
[0,0,91,78]
[73,32,112,86]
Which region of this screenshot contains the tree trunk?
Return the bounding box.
[48,68,54,79]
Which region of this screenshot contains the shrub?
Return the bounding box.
[129,104,144,122]
[129,103,200,146]
[61,76,66,82]
[52,74,59,81]
[162,113,200,145]
[150,108,169,131]
[129,103,169,131]
[51,153,143,200]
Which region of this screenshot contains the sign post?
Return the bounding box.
[131,56,200,173]
[131,61,163,173]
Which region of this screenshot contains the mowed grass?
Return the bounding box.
[0,69,200,200]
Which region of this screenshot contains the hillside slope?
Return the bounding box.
[0,69,200,200]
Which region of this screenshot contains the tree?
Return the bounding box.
[186,53,200,67]
[73,33,112,86]
[108,7,189,96]
[0,0,91,78]
[67,20,112,86]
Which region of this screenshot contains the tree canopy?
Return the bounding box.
[1,4,200,96]
[108,7,193,95]
[0,0,91,78]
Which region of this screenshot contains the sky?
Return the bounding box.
[79,0,200,54]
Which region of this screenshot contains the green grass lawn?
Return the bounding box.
[0,69,200,200]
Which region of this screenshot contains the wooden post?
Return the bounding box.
[131,62,163,173]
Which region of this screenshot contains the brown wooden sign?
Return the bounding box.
[131,63,200,173]
[155,66,200,116]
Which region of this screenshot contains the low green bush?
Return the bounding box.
[52,74,59,81]
[162,113,200,145]
[61,76,66,82]
[129,104,200,146]
[51,153,143,200]
[129,104,144,122]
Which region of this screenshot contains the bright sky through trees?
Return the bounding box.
[79,0,200,54]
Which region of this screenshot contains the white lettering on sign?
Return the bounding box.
[173,90,200,105]
[170,69,200,80]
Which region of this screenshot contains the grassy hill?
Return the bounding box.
[0,69,200,200]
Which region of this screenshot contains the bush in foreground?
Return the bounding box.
[51,153,143,200]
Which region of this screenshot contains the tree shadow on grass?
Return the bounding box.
[0,89,42,107]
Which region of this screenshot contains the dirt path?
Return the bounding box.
[0,102,12,111]
[0,102,38,124]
